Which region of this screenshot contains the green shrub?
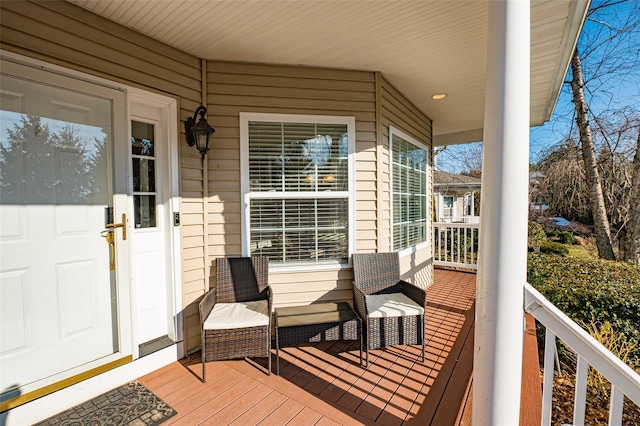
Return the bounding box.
[558,231,574,245]
[546,229,559,238]
[540,241,570,256]
[528,253,640,365]
[528,221,546,252]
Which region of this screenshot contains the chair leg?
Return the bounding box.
[421,314,425,362]
[359,324,364,367]
[267,330,272,375]
[202,335,206,383]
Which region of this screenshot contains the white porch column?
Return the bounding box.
[473,0,529,424]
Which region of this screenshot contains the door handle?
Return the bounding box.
[102,230,116,270]
[105,213,127,241]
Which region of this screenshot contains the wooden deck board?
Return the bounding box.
[134,270,532,425]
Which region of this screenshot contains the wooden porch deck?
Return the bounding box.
[139,269,478,425]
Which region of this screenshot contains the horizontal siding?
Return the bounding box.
[270,269,354,308]
[1,2,200,97]
[0,1,205,353]
[380,76,434,288]
[1,2,436,355]
[206,60,377,306]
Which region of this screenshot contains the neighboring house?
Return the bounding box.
[529,170,550,213]
[0,1,588,423]
[434,170,481,223]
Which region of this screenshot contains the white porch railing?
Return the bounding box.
[524,283,640,426]
[433,222,479,269]
[436,215,480,224]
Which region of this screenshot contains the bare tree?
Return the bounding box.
[536,141,588,220]
[565,0,640,260]
[570,49,616,259]
[535,109,638,250]
[434,141,483,177]
[625,129,640,263]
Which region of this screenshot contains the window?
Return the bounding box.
[241,113,354,266]
[443,196,454,219]
[131,121,157,228]
[390,127,429,251]
[465,193,473,216]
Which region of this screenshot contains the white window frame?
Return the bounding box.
[465,192,473,216]
[443,195,455,218]
[240,112,356,271]
[389,126,430,255]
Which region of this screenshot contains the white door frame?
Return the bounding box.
[127,88,183,357]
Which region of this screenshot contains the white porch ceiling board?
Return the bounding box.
[68,0,587,144]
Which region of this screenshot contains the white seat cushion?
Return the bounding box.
[203,300,269,330]
[366,293,424,318]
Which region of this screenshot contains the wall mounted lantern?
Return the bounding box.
[185,105,215,160]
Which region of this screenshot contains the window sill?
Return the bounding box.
[269,261,351,274]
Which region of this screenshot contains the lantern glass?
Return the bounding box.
[185,106,215,159]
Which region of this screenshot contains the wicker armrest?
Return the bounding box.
[352,282,367,318]
[399,280,427,308]
[199,288,217,326]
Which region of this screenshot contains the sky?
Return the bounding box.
[437,0,640,174]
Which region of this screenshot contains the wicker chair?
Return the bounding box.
[199,256,272,381]
[352,252,426,366]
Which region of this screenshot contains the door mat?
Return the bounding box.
[35,381,176,426]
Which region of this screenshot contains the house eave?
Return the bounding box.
[66,0,590,146]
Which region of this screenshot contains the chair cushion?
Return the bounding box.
[203,300,269,330]
[366,293,424,318]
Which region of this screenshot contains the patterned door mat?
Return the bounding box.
[35,381,176,426]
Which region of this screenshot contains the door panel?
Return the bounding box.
[0,59,127,390]
[130,103,170,347]
[0,268,31,355]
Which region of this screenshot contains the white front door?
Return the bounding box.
[0,59,130,391]
[129,98,172,347]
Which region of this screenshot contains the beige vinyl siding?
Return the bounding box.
[1,1,436,351]
[0,0,206,352]
[380,76,434,288]
[455,196,466,218]
[206,60,376,307]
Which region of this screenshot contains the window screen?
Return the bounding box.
[392,133,428,251]
[245,118,351,264]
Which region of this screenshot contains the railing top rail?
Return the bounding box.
[524,283,640,406]
[433,222,480,229]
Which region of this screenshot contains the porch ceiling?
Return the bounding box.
[68,0,588,146]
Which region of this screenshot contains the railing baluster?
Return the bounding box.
[455,225,460,263]
[608,385,623,426]
[463,227,468,264]
[542,330,556,426]
[573,355,588,426]
[444,227,449,262]
[471,227,475,264]
[451,225,455,263]
[450,227,454,263]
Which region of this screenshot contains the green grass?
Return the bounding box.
[567,244,597,259]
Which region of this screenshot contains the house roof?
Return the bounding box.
[68,0,588,146]
[434,170,482,190]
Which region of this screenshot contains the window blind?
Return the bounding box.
[392,134,428,251]
[246,119,350,265]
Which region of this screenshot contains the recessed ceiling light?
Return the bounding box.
[431,93,447,100]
